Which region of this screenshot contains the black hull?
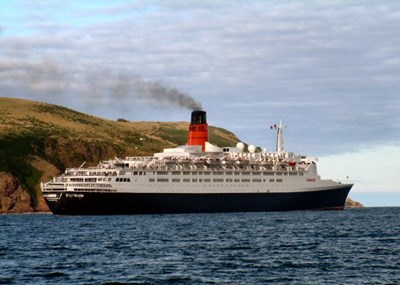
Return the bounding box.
[44,185,352,215]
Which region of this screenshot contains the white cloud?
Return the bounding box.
[318,145,400,193]
[0,0,399,156]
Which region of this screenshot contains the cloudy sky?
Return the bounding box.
[1,1,399,206]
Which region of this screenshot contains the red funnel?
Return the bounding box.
[188,111,208,151]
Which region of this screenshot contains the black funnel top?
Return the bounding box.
[191,111,207,125]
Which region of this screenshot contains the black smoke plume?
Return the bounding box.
[133,78,202,111]
[2,56,202,112]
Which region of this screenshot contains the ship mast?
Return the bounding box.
[275,119,284,153]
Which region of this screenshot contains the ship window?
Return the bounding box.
[120,171,125,175]
[234,172,240,176]
[241,179,250,182]
[225,172,232,175]
[242,172,250,175]
[192,179,198,182]
[299,173,304,176]
[157,171,168,175]
[127,178,130,182]
[204,172,210,175]
[213,178,223,182]
[149,178,155,182]
[276,179,283,182]
[183,172,190,175]
[172,178,180,182]
[264,172,274,176]
[269,179,275,182]
[183,178,190,182]
[253,179,262,182]
[172,171,180,175]
[116,178,119,182]
[108,178,112,181]
[252,172,261,176]
[157,178,168,182]
[276,172,282,176]
[133,171,138,175]
[199,179,203,182]
[204,179,211,182]
[234,179,240,182]
[192,172,198,175]
[289,172,297,176]
[226,179,233,182]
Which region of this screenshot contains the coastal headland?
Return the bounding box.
[0,97,362,213]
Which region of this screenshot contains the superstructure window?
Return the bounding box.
[116,178,130,182]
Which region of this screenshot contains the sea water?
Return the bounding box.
[1,208,399,285]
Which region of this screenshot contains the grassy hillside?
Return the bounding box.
[0,97,240,213]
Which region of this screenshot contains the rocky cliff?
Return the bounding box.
[345,197,364,208]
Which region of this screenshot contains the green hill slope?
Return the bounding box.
[0,97,240,213]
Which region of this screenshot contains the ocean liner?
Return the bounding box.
[41,111,353,215]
